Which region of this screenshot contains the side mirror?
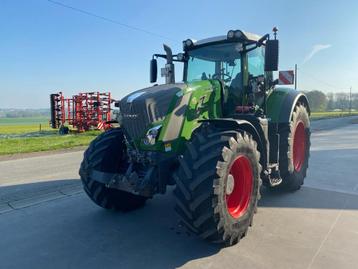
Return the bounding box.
[265,39,279,71]
[150,58,157,83]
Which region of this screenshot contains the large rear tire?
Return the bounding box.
[79,128,147,211]
[277,104,311,191]
[174,124,262,246]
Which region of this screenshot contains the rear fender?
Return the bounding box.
[267,87,310,124]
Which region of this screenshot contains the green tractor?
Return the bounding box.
[79,28,310,246]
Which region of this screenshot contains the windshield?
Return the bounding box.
[186,42,242,85]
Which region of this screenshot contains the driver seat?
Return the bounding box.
[223,72,244,115]
[230,72,243,94]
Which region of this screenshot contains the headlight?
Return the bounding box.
[143,125,162,145]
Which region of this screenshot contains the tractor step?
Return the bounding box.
[267,163,283,186]
[269,176,282,186]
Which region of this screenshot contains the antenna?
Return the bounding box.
[272,27,278,40]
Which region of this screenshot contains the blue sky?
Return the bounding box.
[1,0,357,108]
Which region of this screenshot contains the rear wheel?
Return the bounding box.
[174,125,261,246]
[79,128,147,211]
[277,104,311,191]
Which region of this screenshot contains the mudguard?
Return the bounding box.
[199,118,268,169]
[266,87,310,123]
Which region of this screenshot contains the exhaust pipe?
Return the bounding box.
[162,44,175,84]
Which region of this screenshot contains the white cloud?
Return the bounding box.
[303,44,332,64]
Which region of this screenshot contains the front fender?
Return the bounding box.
[199,118,267,169]
[267,87,310,123]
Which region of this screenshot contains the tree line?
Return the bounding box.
[305,90,358,112]
[0,109,50,118]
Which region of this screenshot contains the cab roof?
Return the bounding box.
[193,31,262,46]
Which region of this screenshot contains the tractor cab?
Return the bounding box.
[151,29,279,117]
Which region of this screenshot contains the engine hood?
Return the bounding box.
[121,83,185,105]
[119,83,186,140]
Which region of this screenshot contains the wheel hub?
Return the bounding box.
[225,155,253,219]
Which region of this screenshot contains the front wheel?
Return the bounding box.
[174,125,262,246]
[79,128,147,211]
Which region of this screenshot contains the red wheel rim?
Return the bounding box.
[293,121,306,172]
[225,155,253,219]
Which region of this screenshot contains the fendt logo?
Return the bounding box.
[122,114,139,119]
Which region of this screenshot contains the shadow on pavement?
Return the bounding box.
[0,179,80,203]
[259,185,358,210]
[0,180,220,269]
[1,178,358,268]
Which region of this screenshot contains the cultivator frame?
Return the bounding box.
[50,91,112,132]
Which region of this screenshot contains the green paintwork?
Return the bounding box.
[266,88,289,122]
[134,83,305,154]
[137,80,222,153]
[267,87,294,123]
[136,82,306,154]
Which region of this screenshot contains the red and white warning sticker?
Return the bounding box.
[97,122,104,130]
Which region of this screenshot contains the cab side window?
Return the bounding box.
[248,47,265,77]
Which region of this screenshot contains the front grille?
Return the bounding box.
[119,84,184,140]
[120,102,151,139]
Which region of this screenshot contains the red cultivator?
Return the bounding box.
[50,91,112,132]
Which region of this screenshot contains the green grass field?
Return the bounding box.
[0,132,99,155]
[0,117,49,125]
[310,111,358,120]
[0,117,100,155]
[0,117,51,134]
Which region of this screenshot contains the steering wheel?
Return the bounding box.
[212,73,232,83]
[248,74,265,93]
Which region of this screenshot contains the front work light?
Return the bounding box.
[183,39,194,50]
[227,30,235,39]
[227,30,243,40]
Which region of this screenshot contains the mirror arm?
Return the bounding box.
[257,34,270,47]
[153,54,186,63]
[153,54,166,60]
[244,45,258,53]
[172,58,187,63]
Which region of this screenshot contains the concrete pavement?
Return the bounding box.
[0,151,83,213]
[0,117,358,269]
